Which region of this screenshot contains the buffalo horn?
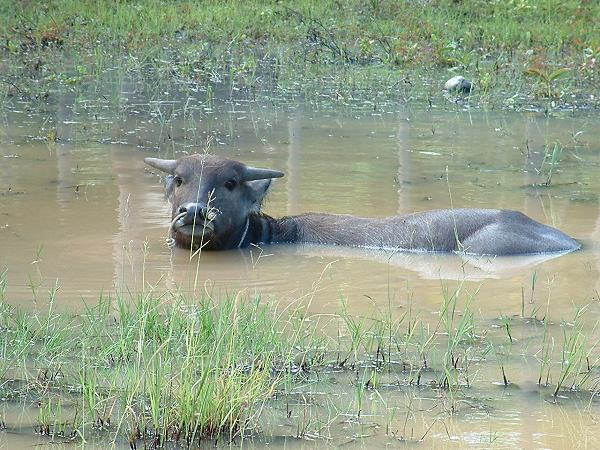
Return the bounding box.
[242,166,285,181]
[144,157,177,174]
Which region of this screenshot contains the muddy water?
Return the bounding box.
[2,97,600,448]
[1,106,598,318]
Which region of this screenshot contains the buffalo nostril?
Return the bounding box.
[177,203,207,221]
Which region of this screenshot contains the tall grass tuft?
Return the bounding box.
[0,286,307,447]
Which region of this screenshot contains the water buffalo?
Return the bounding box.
[145,154,580,256]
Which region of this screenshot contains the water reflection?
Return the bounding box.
[279,244,574,281]
[286,109,302,213]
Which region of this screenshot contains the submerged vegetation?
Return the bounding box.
[0,0,598,111]
[2,269,600,447]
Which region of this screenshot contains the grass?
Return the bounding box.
[0,0,598,111]
[2,269,600,446]
[0,278,309,446]
[538,140,565,186]
[3,1,597,61]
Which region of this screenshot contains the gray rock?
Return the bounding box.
[444,76,473,94]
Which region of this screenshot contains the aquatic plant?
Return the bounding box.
[525,66,571,98]
[0,288,309,447]
[538,140,564,186]
[2,271,600,447]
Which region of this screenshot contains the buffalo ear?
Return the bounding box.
[247,179,274,212]
[144,157,177,175]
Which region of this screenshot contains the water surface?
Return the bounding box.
[2,92,600,448]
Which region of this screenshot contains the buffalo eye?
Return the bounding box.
[224,179,237,191]
[174,175,183,187]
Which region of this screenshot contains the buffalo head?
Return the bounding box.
[145,154,284,250]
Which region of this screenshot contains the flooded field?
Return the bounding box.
[2,87,600,448]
